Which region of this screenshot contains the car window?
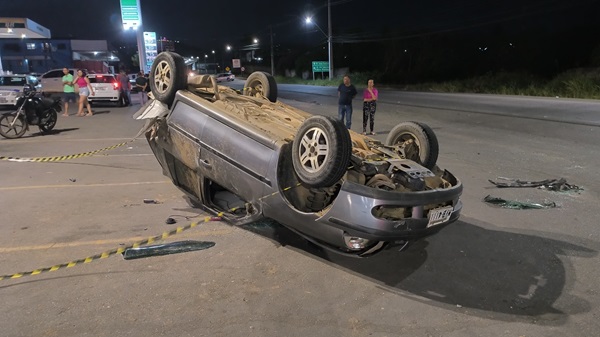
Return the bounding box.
[0,76,27,86]
[43,70,64,78]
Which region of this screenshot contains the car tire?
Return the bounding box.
[292,116,351,188]
[244,71,277,102]
[385,121,439,169]
[149,52,187,106]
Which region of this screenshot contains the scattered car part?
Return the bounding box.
[483,195,557,209]
[122,240,215,260]
[488,177,582,192]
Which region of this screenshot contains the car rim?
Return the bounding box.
[298,127,329,173]
[153,60,172,94]
[397,132,421,148]
[250,81,263,96]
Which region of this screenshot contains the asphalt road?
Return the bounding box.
[0,84,599,337]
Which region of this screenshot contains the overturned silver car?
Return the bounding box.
[135,52,463,257]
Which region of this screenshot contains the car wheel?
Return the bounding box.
[244,71,277,102]
[149,52,187,106]
[385,121,439,169]
[292,116,351,188]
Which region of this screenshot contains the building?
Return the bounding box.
[0,38,120,74]
[1,17,119,75]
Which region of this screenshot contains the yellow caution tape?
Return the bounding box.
[0,140,134,162]
[0,214,224,281]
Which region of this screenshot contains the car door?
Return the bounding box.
[41,70,71,93]
[163,99,209,201]
[195,102,277,203]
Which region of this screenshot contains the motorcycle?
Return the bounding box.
[0,84,62,139]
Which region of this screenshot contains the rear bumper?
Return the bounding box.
[316,179,463,242]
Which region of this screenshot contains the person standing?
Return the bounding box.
[362,79,378,135]
[117,70,132,106]
[337,75,357,129]
[61,68,76,116]
[134,71,148,104]
[73,69,95,116]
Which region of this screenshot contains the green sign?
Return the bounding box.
[312,61,329,72]
[120,0,140,26]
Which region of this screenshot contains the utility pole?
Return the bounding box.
[327,0,333,79]
[270,25,275,76]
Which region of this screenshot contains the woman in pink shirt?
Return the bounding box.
[362,79,378,135]
[73,69,95,116]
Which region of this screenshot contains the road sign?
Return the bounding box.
[312,61,329,72]
[232,59,241,68]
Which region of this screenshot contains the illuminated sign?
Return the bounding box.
[143,32,157,74]
[120,0,141,30]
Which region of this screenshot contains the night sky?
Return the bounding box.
[1,0,598,49]
[2,0,600,80]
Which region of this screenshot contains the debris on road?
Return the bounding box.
[143,198,160,204]
[483,195,558,209]
[122,240,215,260]
[488,177,582,193]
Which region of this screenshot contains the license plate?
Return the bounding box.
[96,87,106,91]
[427,206,453,227]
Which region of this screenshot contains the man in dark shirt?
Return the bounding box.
[135,71,148,104]
[337,75,357,129]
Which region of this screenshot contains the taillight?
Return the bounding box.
[113,81,119,89]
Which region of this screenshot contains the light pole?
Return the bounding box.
[270,25,275,76]
[225,45,231,71]
[305,6,333,79]
[212,50,216,72]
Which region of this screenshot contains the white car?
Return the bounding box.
[212,72,235,82]
[39,68,76,94]
[0,74,41,106]
[87,74,121,106]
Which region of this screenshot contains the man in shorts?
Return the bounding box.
[62,68,76,116]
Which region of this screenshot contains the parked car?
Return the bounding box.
[135,52,462,257]
[87,74,121,106]
[39,68,76,94]
[211,72,235,82]
[0,74,41,106]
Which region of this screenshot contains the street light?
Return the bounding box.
[305,2,333,79]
